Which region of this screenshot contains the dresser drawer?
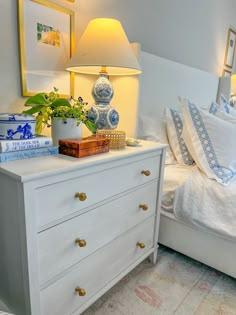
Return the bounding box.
[38,181,158,285]
[36,155,160,228]
[40,216,155,315]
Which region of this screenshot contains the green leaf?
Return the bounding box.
[36,115,43,134]
[42,109,50,125]
[22,105,44,115]
[24,93,50,106]
[51,98,71,108]
[84,120,97,133]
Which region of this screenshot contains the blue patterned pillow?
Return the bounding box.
[209,101,236,124]
[209,101,221,114]
[166,108,194,165]
[219,94,236,117]
[182,99,236,186]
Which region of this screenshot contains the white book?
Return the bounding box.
[0,135,52,153]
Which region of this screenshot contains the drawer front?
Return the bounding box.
[40,216,155,315]
[36,155,160,228]
[38,181,158,285]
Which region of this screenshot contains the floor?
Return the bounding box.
[1,246,236,315]
[82,245,236,315]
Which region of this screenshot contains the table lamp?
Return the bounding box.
[230,74,236,106]
[66,18,142,130]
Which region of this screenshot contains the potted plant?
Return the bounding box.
[23,87,96,144]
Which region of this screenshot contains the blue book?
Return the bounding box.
[0,146,58,163]
[0,135,52,153]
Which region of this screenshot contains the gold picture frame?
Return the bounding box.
[18,0,75,97]
[222,68,232,77]
[224,27,236,69]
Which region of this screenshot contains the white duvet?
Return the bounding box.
[162,165,236,241]
[161,164,194,212]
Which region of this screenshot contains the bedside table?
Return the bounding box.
[0,140,167,315]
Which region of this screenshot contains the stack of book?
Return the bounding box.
[0,135,58,162]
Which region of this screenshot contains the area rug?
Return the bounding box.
[82,245,236,315]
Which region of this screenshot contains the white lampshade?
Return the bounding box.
[231,74,236,96]
[67,18,141,75]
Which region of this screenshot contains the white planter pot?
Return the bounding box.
[51,118,82,145]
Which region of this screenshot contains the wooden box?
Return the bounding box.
[58,136,110,158]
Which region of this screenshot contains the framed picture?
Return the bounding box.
[224,27,236,69]
[222,68,232,77]
[18,0,75,97]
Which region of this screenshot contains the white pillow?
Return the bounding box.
[166,108,194,165]
[209,101,236,124]
[181,98,236,186]
[219,94,236,117]
[209,101,221,114]
[138,114,176,165]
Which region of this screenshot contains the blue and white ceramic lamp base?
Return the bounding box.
[88,73,119,130]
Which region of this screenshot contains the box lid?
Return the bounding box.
[59,136,110,150]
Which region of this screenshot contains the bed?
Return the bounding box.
[137,50,236,278]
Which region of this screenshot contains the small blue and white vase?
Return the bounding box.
[0,113,36,140]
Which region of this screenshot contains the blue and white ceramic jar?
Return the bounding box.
[0,113,36,140]
[88,105,119,130]
[88,73,119,130]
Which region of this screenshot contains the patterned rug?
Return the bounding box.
[82,245,236,315]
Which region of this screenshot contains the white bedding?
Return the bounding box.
[162,164,194,212]
[162,164,236,241]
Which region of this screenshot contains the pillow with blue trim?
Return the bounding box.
[209,101,236,124]
[138,114,176,165]
[219,94,236,117]
[181,98,236,186]
[209,101,221,114]
[166,108,194,165]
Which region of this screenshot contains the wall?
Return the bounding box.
[72,0,236,75]
[1,0,236,136]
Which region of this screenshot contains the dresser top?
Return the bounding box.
[0,140,167,182]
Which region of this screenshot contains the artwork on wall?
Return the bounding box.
[18,0,75,97]
[37,22,61,47]
[224,27,236,69]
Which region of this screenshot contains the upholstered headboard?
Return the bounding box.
[136,51,230,137]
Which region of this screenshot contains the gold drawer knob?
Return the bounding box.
[137,242,146,249]
[74,192,87,201]
[139,204,149,211]
[75,239,87,247]
[141,170,151,176]
[75,287,86,296]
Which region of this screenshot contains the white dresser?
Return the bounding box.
[0,140,166,315]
